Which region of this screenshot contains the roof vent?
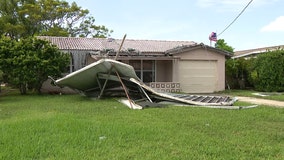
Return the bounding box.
[107,38,115,42]
[127,48,135,52]
[105,48,115,52]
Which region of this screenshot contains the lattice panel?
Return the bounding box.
[150,82,181,93]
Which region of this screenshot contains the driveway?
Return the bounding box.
[237,96,284,108]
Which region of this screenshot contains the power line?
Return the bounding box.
[218,0,253,37]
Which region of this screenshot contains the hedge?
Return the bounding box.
[226,49,284,92]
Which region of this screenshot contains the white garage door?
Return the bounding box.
[179,60,217,93]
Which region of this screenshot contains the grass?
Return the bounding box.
[0,93,284,159]
[219,89,284,101]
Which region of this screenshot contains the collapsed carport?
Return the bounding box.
[51,59,247,110]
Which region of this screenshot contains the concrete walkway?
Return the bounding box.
[237,96,284,108]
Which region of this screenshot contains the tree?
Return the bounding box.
[0,70,3,92]
[215,39,234,53]
[71,16,112,38]
[0,0,112,39]
[214,39,248,89]
[0,36,16,83]
[0,0,25,38]
[0,36,69,94]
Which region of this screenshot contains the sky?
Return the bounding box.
[66,0,284,51]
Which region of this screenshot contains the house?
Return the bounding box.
[233,45,284,59]
[39,36,232,93]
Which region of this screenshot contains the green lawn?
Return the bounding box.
[0,94,283,159]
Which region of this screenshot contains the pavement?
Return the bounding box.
[236,96,284,108]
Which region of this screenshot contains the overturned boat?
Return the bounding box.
[53,58,242,109]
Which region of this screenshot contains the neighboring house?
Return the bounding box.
[233,45,284,59]
[39,36,232,93]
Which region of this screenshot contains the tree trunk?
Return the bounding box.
[36,82,43,94]
[19,83,27,94]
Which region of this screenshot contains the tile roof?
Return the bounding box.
[38,36,105,50]
[38,36,197,53]
[166,43,233,57]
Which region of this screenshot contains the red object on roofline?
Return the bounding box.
[209,32,217,42]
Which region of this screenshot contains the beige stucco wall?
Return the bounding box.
[156,60,173,82]
[173,48,226,93]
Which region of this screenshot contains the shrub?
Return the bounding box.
[248,49,284,92]
[0,36,69,94]
[225,58,252,89]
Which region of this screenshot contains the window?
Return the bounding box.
[68,52,87,73]
[129,60,155,83]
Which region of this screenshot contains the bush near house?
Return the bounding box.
[225,58,252,89]
[249,49,284,92]
[0,36,69,94]
[226,49,284,92]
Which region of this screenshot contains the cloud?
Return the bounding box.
[261,16,284,32]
